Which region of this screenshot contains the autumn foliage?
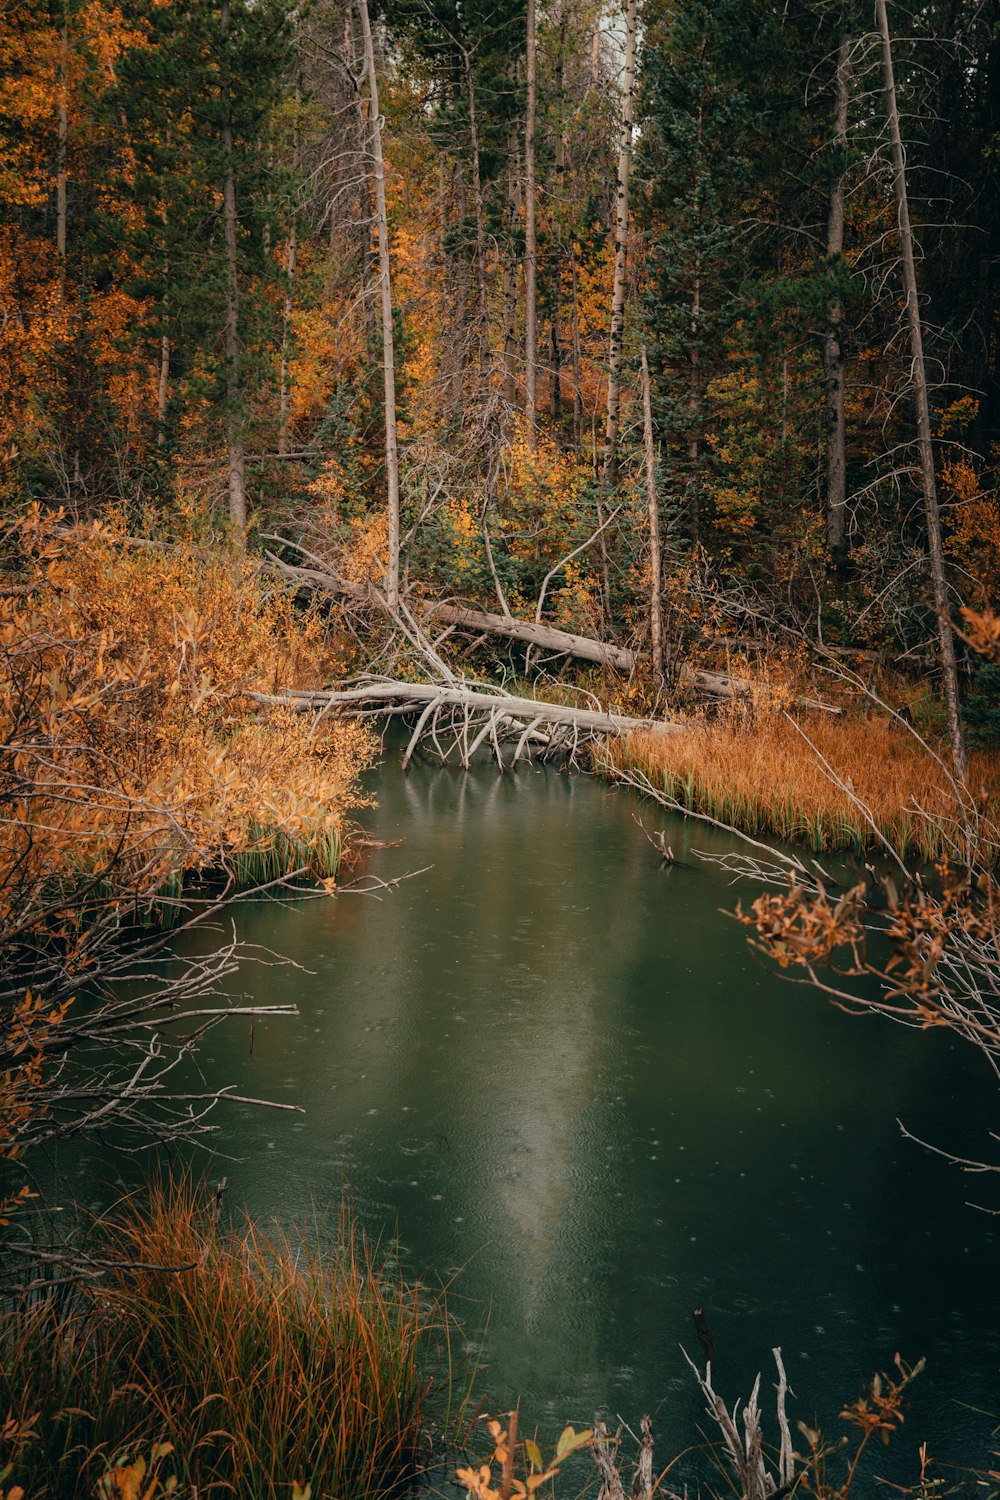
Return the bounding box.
[1,506,373,910]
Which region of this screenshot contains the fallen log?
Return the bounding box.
[263,548,841,714]
[421,599,634,671]
[252,678,683,769]
[255,680,682,737]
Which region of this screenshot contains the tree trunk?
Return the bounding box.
[502,147,520,407]
[265,552,840,712]
[824,34,850,555]
[157,335,170,444]
[641,347,663,682]
[463,48,491,386]
[57,19,68,298]
[451,161,469,416]
[350,6,376,341]
[524,0,538,438]
[258,679,683,749]
[278,221,298,457]
[221,0,246,534]
[359,0,401,611]
[601,0,637,487]
[278,69,301,459]
[687,267,701,545]
[570,248,583,450]
[588,6,602,91]
[877,0,966,779]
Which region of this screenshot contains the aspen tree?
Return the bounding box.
[602,0,637,487]
[524,0,538,439]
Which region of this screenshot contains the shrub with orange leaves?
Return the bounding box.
[2,505,374,907]
[0,507,374,1273]
[457,1417,592,1500]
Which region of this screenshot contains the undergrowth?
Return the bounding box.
[611,710,1000,862]
[1,508,376,921]
[0,1178,452,1500]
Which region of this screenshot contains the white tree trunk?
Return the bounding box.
[221,0,246,534]
[641,347,664,681]
[524,0,538,437]
[601,0,637,486]
[359,0,401,611]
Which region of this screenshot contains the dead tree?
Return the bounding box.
[876,0,966,779]
[221,0,247,534]
[255,677,684,771]
[824,34,851,556]
[263,543,842,710]
[641,346,664,681]
[359,0,401,610]
[682,1347,795,1500]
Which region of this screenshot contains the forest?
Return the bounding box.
[1,0,1000,1492]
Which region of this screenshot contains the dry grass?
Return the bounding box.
[0,1178,455,1499]
[611,711,1000,862]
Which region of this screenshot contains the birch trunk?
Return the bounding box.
[641,347,663,681]
[601,0,637,486]
[524,0,538,437]
[824,35,851,555]
[588,6,602,91]
[877,0,966,779]
[221,0,246,534]
[359,0,401,611]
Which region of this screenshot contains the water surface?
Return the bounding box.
[113,752,1000,1469]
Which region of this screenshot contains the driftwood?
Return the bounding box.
[253,678,682,769]
[263,546,840,713]
[681,1347,795,1500]
[591,1415,679,1500]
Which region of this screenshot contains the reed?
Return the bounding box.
[0,1178,451,1499]
[611,712,1000,862]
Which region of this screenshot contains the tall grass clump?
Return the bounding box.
[611,712,1000,862]
[0,1178,451,1499]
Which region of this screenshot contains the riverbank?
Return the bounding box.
[607,710,1000,862]
[0,1179,449,1498]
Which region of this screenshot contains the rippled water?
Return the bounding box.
[79,749,1000,1471]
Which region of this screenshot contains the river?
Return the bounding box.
[73,747,1000,1474]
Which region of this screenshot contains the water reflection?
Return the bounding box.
[153,753,1000,1466]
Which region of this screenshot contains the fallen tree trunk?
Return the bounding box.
[423,599,635,671]
[264,550,840,714]
[252,678,683,769]
[259,679,679,735]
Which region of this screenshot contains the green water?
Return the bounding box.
[85,750,1000,1470]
